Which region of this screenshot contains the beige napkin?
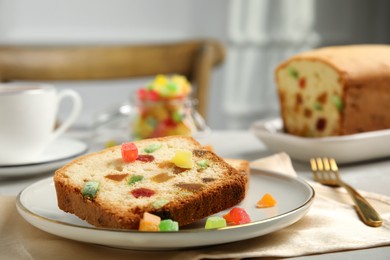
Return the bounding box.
[1,153,390,260]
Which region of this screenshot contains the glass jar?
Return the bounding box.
[132,96,206,140]
[92,95,209,145]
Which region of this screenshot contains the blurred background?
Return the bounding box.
[1,0,389,130]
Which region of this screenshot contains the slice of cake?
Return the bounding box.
[275,44,390,137]
[54,136,247,230]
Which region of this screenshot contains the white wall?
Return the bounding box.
[1,0,389,131]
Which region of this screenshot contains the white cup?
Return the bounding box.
[0,84,82,164]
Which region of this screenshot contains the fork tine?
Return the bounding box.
[321,158,329,181]
[310,158,319,181]
[315,157,327,180]
[329,158,341,181]
[309,158,317,171]
[322,158,330,171]
[329,158,338,171]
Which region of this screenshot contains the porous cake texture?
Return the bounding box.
[54,136,248,230]
[275,44,390,137]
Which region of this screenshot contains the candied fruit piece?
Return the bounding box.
[105,139,118,148]
[171,149,193,168]
[105,173,128,182]
[159,219,179,232]
[288,67,299,79]
[131,188,155,198]
[152,198,170,209]
[121,142,138,162]
[136,154,155,162]
[196,159,210,169]
[175,183,204,192]
[139,212,161,231]
[332,95,344,111]
[223,207,251,225]
[144,143,162,153]
[151,173,175,183]
[299,77,306,88]
[222,212,233,224]
[205,217,227,229]
[82,181,100,199]
[256,193,277,208]
[128,175,144,185]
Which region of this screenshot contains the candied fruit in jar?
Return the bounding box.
[131,74,195,140]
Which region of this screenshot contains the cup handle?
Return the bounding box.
[50,89,82,141]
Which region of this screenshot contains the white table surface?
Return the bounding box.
[1,130,389,259]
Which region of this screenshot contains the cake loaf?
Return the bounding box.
[54,136,248,230]
[275,44,390,137]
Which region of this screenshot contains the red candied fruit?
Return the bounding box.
[299,77,306,89]
[136,154,155,162]
[131,188,155,198]
[137,89,160,101]
[121,142,138,162]
[223,207,251,225]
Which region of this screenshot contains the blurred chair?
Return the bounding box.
[0,39,225,119]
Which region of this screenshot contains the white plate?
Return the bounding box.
[0,138,88,177]
[16,169,314,250]
[251,118,390,164]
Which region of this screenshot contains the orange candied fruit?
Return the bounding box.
[202,144,214,152]
[139,212,161,231]
[256,193,277,208]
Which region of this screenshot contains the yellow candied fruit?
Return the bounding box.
[139,212,161,231]
[172,75,191,95]
[171,149,193,169]
[256,193,277,208]
[154,74,169,86]
[104,139,118,148]
[149,74,191,97]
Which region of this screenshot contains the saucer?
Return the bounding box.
[0,138,88,177]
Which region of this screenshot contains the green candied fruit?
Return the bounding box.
[152,198,170,209]
[160,82,178,96]
[313,101,323,111]
[144,143,162,153]
[159,219,179,232]
[128,175,144,185]
[205,216,227,229]
[196,159,210,169]
[82,181,100,199]
[172,111,183,123]
[146,117,158,128]
[166,82,178,92]
[332,95,344,111]
[287,67,299,79]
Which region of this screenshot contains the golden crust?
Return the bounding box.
[54,136,247,229]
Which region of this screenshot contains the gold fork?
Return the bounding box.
[310,157,383,227]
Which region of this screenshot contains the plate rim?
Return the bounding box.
[251,117,390,143]
[251,118,390,163]
[15,170,315,249]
